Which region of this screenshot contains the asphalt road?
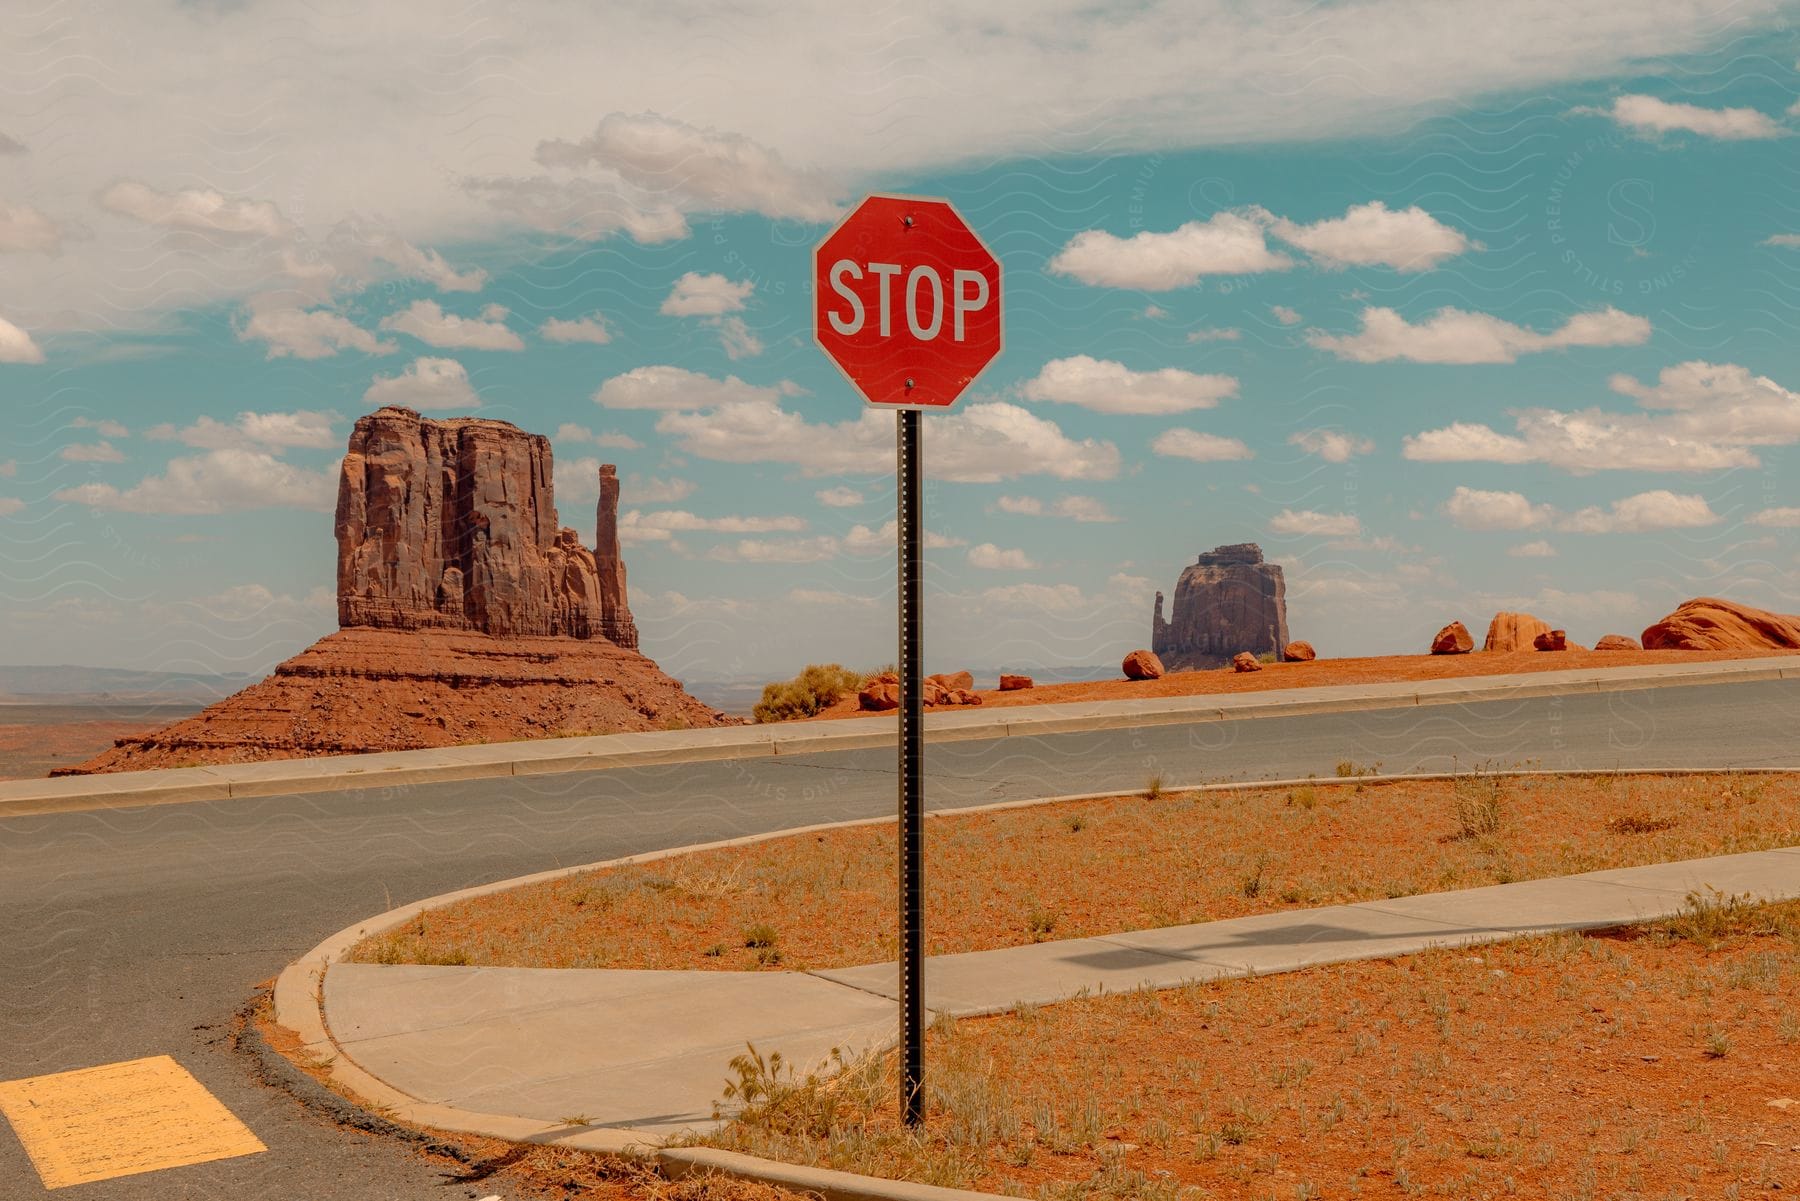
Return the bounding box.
[2,678,1797,1199]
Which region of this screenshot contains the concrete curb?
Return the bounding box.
[268,764,1795,1201]
[4,655,1795,817]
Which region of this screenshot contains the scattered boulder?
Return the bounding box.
[858,682,900,711]
[1431,622,1474,655]
[1282,640,1316,662]
[1534,629,1569,651]
[927,670,974,691]
[1122,649,1165,680]
[1594,634,1640,651]
[1232,652,1262,673]
[942,688,983,707]
[1642,597,1800,651]
[1484,611,1552,653]
[998,674,1034,691]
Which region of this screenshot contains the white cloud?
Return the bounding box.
[71,417,128,437]
[707,535,842,563]
[59,441,125,463]
[147,410,339,451]
[626,476,695,503]
[237,306,396,359]
[1141,305,1169,319]
[1151,428,1254,462]
[0,203,64,254]
[1263,200,1472,271]
[1762,233,1800,249]
[1507,540,1557,558]
[0,315,44,364]
[534,111,843,223]
[595,365,794,411]
[1405,360,1800,472]
[659,398,1120,483]
[99,180,293,238]
[1581,93,1786,141]
[713,315,763,360]
[1441,485,1720,533]
[556,423,641,449]
[995,494,1119,523]
[1186,327,1242,343]
[1308,305,1650,363]
[1269,304,1303,325]
[661,272,754,317]
[1269,509,1362,537]
[816,486,864,508]
[975,582,1090,613]
[364,357,479,410]
[541,313,612,344]
[0,498,23,517]
[2,4,1785,330]
[54,449,336,514]
[380,299,524,351]
[1289,429,1375,462]
[1559,490,1721,533]
[622,509,805,535]
[789,587,876,608]
[1047,212,1293,289]
[1747,507,1800,527]
[1021,355,1238,415]
[968,543,1038,570]
[1442,486,1559,531]
[842,521,965,555]
[0,459,15,477]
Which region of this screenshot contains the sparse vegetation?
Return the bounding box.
[1143,774,1165,800]
[751,663,867,723]
[693,898,1800,1200]
[350,772,1800,974]
[1451,768,1505,839]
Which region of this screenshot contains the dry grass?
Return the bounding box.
[692,896,1800,1199]
[350,772,1800,972]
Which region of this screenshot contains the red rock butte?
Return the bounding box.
[58,407,729,775]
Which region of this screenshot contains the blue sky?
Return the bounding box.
[2,2,1798,682]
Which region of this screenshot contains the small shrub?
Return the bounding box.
[1241,854,1268,899]
[1288,785,1318,810]
[1335,759,1378,778]
[1064,813,1087,833]
[751,663,865,723]
[1025,905,1058,940]
[1144,774,1166,800]
[1452,770,1505,839]
[743,922,779,949]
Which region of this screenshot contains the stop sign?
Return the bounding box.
[814,195,1003,409]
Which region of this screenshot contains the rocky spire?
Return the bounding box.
[595,463,638,650]
[1151,542,1289,670]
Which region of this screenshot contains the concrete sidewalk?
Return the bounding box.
[311,846,1800,1142]
[7,654,1796,816]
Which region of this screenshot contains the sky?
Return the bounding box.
[2,1,1799,685]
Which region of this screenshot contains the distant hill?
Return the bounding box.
[0,664,258,704]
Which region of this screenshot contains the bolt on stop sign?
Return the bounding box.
[814,195,1003,408]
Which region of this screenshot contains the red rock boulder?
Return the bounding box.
[858,682,900,711]
[1534,629,1569,651]
[1232,652,1262,673]
[1594,634,1640,651]
[1431,622,1474,655]
[1642,598,1800,651]
[998,674,1033,691]
[1281,641,1316,662]
[928,670,974,691]
[1484,611,1552,653]
[1122,649,1165,680]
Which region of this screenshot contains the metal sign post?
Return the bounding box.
[895,407,925,1126]
[811,194,1002,1129]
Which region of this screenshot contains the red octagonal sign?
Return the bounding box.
[814,194,1003,409]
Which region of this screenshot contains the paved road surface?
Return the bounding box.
[1,679,1796,1198]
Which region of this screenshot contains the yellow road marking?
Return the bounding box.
[0,1055,266,1190]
